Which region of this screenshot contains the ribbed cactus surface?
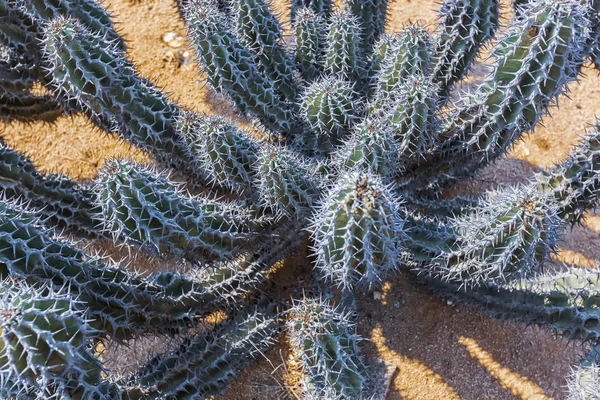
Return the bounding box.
[2,0,600,397]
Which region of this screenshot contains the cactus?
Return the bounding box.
[3,0,600,397]
[432,0,500,98]
[424,186,563,286]
[0,197,295,340]
[256,146,323,218]
[536,122,600,225]
[372,24,433,101]
[347,0,389,52]
[177,111,260,194]
[95,159,262,260]
[310,172,405,290]
[288,297,367,400]
[293,7,327,81]
[300,77,360,154]
[325,9,365,86]
[0,142,100,236]
[567,345,600,400]
[109,306,281,399]
[290,0,333,22]
[0,280,105,399]
[402,0,590,192]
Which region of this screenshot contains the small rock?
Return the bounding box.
[162,32,187,48]
[373,291,382,300]
[176,50,191,66]
[162,32,177,44]
[168,37,186,48]
[446,300,453,306]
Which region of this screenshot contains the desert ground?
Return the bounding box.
[2,0,600,399]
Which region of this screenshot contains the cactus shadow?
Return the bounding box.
[356,273,583,400]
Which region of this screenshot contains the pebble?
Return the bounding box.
[373,291,382,300]
[446,300,453,306]
[176,50,191,66]
[162,32,187,48]
[162,32,177,43]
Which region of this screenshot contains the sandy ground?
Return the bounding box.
[2,0,600,399]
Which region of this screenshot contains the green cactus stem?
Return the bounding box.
[347,0,389,52]
[41,17,204,182]
[432,0,500,98]
[300,77,359,154]
[372,24,433,102]
[567,344,600,400]
[288,297,367,400]
[96,159,263,261]
[0,198,296,340]
[310,172,405,290]
[290,0,332,22]
[536,117,600,226]
[0,142,100,236]
[334,119,398,181]
[0,280,105,399]
[374,74,440,165]
[256,147,323,219]
[426,186,562,286]
[293,7,327,82]
[184,0,302,136]
[325,9,365,85]
[109,307,280,399]
[231,0,298,100]
[425,268,600,342]
[176,111,260,194]
[402,0,589,193]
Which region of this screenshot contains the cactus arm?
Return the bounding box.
[402,0,589,193]
[231,0,298,100]
[0,280,105,399]
[0,0,38,52]
[0,92,62,122]
[334,119,398,181]
[373,74,440,166]
[432,0,500,98]
[567,344,600,400]
[536,122,600,225]
[299,77,360,155]
[0,143,101,236]
[96,160,264,261]
[347,0,389,52]
[423,186,562,286]
[290,0,332,23]
[176,111,260,194]
[372,25,433,103]
[325,9,365,86]
[293,7,327,82]
[0,198,295,340]
[41,17,208,183]
[310,172,405,291]
[184,0,302,137]
[110,307,280,399]
[288,298,367,400]
[19,0,126,51]
[256,147,323,219]
[422,268,600,343]
[0,44,40,93]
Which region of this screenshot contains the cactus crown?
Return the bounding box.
[2,0,600,398]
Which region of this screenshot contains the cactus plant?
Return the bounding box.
[288,297,367,399]
[2,0,600,397]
